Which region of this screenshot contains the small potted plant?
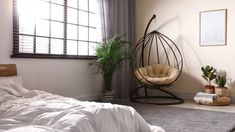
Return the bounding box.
[215,73,229,96]
[201,65,217,93]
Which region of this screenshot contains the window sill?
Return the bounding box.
[11,53,96,60]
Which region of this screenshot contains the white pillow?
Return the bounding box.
[0,83,29,97]
[0,76,23,86]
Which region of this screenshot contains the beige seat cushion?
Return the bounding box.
[135,64,180,85]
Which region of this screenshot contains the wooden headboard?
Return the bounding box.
[0,64,17,77]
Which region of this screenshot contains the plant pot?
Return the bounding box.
[102,74,115,102]
[215,87,229,97]
[205,85,215,94]
[102,90,115,102]
[103,74,113,91]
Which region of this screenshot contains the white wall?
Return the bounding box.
[0,0,103,100]
[135,0,235,99]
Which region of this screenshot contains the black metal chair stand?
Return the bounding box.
[130,14,184,105]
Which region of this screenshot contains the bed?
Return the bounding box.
[0,64,165,132]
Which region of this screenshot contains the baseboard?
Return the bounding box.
[231,96,235,103]
[74,93,102,101]
[74,92,235,103]
[174,92,195,100]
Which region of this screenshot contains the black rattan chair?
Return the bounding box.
[130,15,184,105]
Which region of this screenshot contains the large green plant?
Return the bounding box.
[201,65,217,85]
[92,35,132,91]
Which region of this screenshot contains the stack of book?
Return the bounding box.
[193,92,218,104]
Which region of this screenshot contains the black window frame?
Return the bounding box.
[12,0,100,59]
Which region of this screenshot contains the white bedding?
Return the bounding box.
[0,83,164,132]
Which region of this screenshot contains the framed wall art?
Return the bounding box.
[199,9,227,46]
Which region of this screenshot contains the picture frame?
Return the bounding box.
[199,9,227,46]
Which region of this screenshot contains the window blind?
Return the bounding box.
[12,0,102,59]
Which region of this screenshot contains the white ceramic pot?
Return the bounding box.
[215,87,229,97]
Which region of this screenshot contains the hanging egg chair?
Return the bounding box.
[131,15,184,105]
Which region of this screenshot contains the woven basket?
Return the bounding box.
[198,96,231,106]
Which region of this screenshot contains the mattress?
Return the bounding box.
[0,83,165,132]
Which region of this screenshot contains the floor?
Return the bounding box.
[118,98,235,113]
[167,100,235,113]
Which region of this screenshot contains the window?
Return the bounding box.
[12,0,102,59]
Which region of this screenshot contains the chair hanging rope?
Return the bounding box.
[131,14,184,105]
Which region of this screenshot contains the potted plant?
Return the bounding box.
[201,65,217,93]
[215,73,229,96]
[91,35,132,102]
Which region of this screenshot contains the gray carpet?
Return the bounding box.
[122,103,235,132]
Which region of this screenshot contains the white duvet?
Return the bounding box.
[0,83,164,132]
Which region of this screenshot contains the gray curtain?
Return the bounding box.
[99,0,136,98]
